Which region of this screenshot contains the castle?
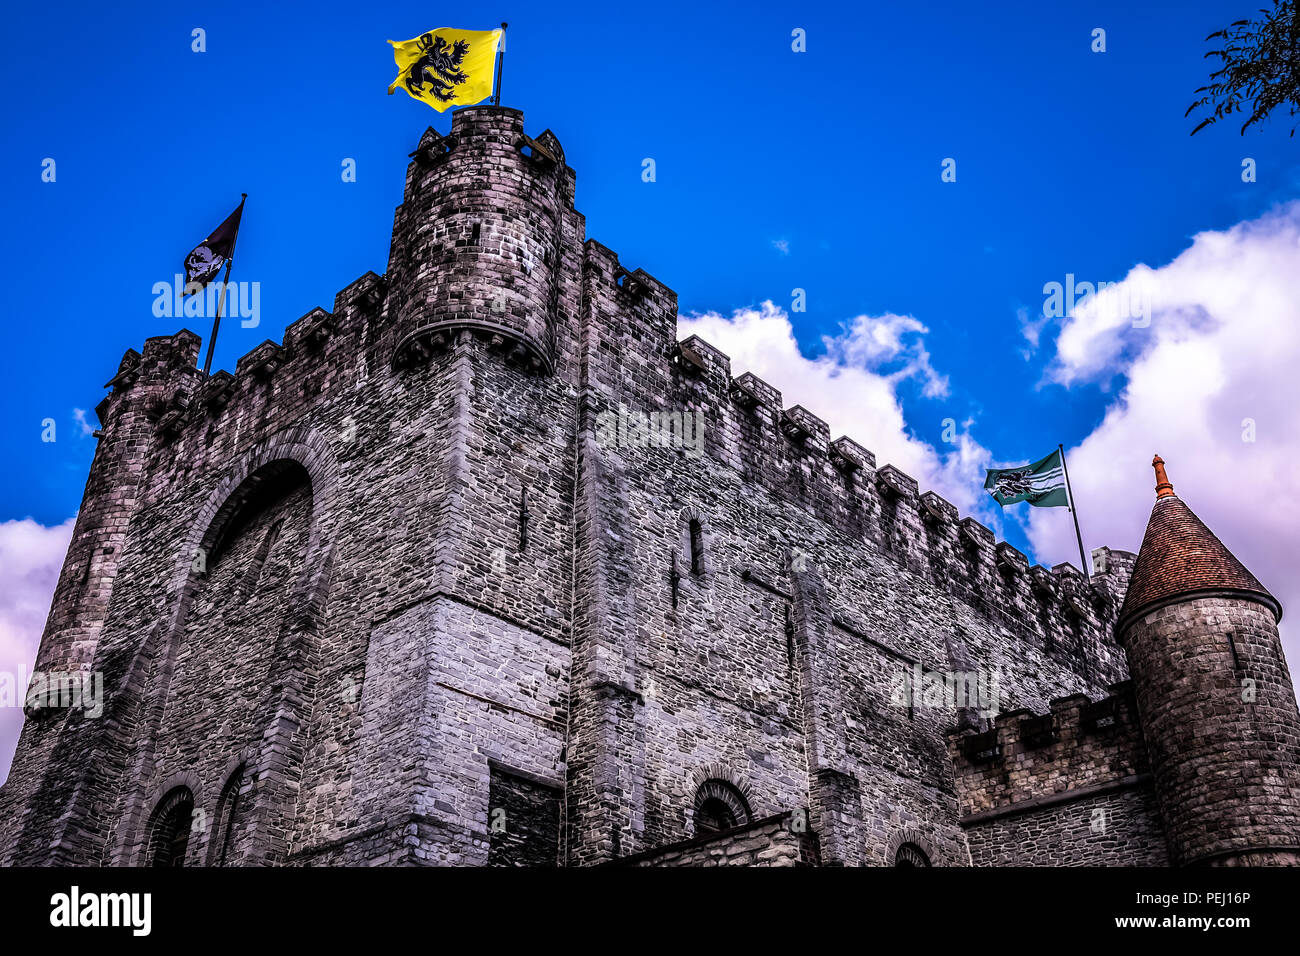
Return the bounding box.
[2,106,1298,867]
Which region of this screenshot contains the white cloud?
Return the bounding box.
[678,302,994,521]
[1028,202,1300,674]
[822,312,951,399]
[0,517,74,785]
[771,239,790,255]
[1016,304,1050,359]
[72,408,94,437]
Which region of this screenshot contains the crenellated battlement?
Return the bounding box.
[20,103,1296,871]
[95,267,397,452]
[11,96,1300,874]
[948,680,1150,819]
[636,323,1135,666]
[95,331,203,432]
[86,92,1130,687]
[100,325,1128,684]
[557,284,1123,672]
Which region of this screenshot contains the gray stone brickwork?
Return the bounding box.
[1,105,1296,867]
[617,812,819,867]
[951,683,1168,865]
[1121,596,1300,866]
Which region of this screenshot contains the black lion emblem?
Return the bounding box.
[404,33,470,101]
[993,468,1034,497]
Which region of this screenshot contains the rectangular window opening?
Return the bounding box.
[688,519,704,575]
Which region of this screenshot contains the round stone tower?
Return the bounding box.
[1118,455,1300,866]
[386,105,573,373]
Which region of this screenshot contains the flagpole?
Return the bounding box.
[201,193,247,376]
[1059,443,1089,577]
[492,22,508,105]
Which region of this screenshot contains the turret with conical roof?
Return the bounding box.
[1118,455,1300,866]
[1118,455,1281,631]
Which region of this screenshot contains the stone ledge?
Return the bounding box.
[959,774,1153,827]
[601,811,814,866]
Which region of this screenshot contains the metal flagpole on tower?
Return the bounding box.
[492,22,508,105]
[1059,443,1089,577]
[202,193,247,377]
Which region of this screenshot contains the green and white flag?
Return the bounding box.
[984,449,1068,508]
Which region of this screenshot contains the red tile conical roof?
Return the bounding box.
[1117,456,1280,631]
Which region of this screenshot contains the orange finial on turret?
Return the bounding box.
[1152,454,1174,499]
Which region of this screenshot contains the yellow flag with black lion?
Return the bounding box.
[387,27,502,112]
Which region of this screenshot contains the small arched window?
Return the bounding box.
[894,842,931,867]
[148,787,195,868]
[696,797,737,833]
[693,779,751,835]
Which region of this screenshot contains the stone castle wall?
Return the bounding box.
[950,682,1167,864]
[0,106,1160,867]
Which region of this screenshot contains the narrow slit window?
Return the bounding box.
[471,222,481,244]
[688,519,704,576]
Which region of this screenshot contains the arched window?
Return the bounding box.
[212,766,247,866]
[692,779,751,835]
[894,842,931,867]
[148,787,195,868]
[696,796,737,833]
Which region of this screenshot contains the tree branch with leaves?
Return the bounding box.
[1187,0,1300,136]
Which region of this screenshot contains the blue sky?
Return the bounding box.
[1,2,1297,621]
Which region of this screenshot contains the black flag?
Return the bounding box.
[184,197,245,293]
